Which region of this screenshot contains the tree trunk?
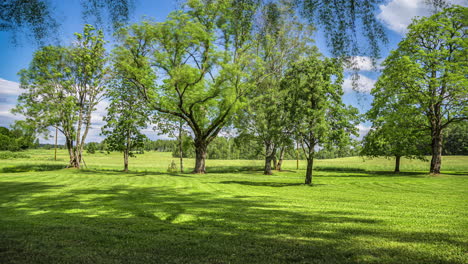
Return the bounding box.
[272,157,277,170]
[264,155,273,175]
[263,143,275,175]
[193,139,207,174]
[305,157,314,185]
[430,130,443,174]
[123,150,129,172]
[394,156,401,173]
[179,121,184,173]
[65,137,78,168]
[296,141,299,170]
[277,146,285,171]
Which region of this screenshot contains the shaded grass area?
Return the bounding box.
[0,151,467,263]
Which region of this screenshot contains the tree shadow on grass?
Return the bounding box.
[0,181,465,264]
[217,180,323,188]
[78,169,193,178]
[206,166,264,174]
[315,166,367,172]
[1,164,66,173]
[317,170,428,178]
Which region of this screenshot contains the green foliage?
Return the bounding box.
[0,123,38,152]
[283,56,359,156]
[362,98,431,160]
[237,1,315,172]
[14,24,108,167]
[113,0,261,172]
[443,121,468,155]
[297,0,388,58]
[143,139,176,152]
[86,142,98,154]
[370,6,467,173]
[0,151,31,159]
[282,55,359,183]
[101,78,149,156]
[167,160,178,173]
[0,0,58,45]
[1,0,133,44]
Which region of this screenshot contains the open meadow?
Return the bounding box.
[1,150,467,263]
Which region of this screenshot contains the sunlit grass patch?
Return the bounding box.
[0,150,467,263]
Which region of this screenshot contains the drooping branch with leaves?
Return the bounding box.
[237,1,316,175]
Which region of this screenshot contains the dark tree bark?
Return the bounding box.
[66,138,81,168]
[123,132,131,172]
[123,150,129,172]
[263,143,276,175]
[304,138,315,185]
[305,156,314,185]
[394,155,401,173]
[264,155,273,175]
[277,146,285,171]
[193,139,207,173]
[430,128,443,174]
[179,121,184,173]
[272,155,277,170]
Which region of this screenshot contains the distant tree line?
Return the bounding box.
[0,123,38,151]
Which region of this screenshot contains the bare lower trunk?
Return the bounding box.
[66,137,78,168]
[430,131,443,174]
[179,121,184,173]
[277,146,285,171]
[305,157,314,185]
[264,143,275,175]
[394,156,401,173]
[123,150,129,172]
[264,155,273,175]
[296,141,299,170]
[69,155,80,168]
[193,139,207,174]
[272,154,277,170]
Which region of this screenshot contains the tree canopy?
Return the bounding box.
[371,5,467,174]
[14,25,108,168]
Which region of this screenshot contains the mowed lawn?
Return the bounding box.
[1,150,467,264]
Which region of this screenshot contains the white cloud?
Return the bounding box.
[357,124,371,140]
[342,74,376,94]
[90,100,109,126]
[377,0,467,35]
[0,78,22,96]
[345,56,382,71]
[0,78,24,127]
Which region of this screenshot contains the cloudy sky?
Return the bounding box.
[0,0,466,143]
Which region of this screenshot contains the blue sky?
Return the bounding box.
[0,0,465,143]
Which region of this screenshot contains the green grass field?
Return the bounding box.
[1,150,467,263]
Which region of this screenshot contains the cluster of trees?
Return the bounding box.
[12,0,467,184]
[0,122,38,151]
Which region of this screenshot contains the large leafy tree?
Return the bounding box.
[361,114,430,173]
[14,25,108,168]
[238,1,315,175]
[372,6,467,174]
[113,0,259,173]
[102,79,150,172]
[283,56,359,185]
